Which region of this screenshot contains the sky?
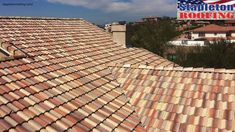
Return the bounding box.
[0,0,177,24]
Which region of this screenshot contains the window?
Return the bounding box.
[226,32,231,37]
[199,33,205,37]
[168,54,177,61]
[182,40,188,45]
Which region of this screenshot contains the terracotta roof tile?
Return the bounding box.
[192,24,235,33]
[2,16,234,132]
[109,64,235,131]
[0,17,146,131]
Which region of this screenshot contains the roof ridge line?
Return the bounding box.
[0,16,83,20]
[108,63,235,74]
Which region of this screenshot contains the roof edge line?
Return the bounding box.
[108,64,235,74]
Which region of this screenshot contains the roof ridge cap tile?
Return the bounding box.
[138,64,147,69]
[182,67,194,71]
[123,64,131,68]
[173,67,184,70]
[165,67,235,74]
[163,67,174,70]
[214,68,227,73]
[155,66,165,70]
[146,65,155,69]
[109,64,235,74]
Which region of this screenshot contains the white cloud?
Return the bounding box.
[47,0,176,16]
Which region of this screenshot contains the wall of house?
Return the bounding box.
[191,33,199,40]
[231,32,235,37]
[205,33,226,38]
[170,39,235,46]
[191,32,226,40]
[170,40,205,46]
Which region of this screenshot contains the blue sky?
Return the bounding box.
[0,0,177,24]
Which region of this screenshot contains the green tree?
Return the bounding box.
[175,40,235,68]
[130,20,179,56]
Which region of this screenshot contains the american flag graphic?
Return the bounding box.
[178,0,235,6]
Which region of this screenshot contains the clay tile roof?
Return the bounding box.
[192,24,235,33]
[192,24,225,32]
[0,16,154,131]
[1,16,234,132]
[109,64,235,131]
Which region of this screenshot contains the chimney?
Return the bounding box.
[111,23,126,48]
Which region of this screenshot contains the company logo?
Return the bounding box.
[177,0,235,20]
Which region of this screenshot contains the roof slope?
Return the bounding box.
[192,24,235,33]
[0,17,176,67]
[109,64,235,131]
[0,17,149,131]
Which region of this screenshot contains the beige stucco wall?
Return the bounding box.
[112,32,126,47]
[191,33,199,40]
[191,32,226,40]
[205,33,226,38]
[231,32,235,37]
[111,25,126,48]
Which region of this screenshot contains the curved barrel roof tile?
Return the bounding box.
[0,17,150,131]
[109,64,235,131]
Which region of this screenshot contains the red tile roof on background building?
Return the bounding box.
[192,24,235,33]
[225,20,235,24]
[109,64,235,131]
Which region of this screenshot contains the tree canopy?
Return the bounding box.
[129,20,179,56]
[175,40,235,68]
[128,20,235,68]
